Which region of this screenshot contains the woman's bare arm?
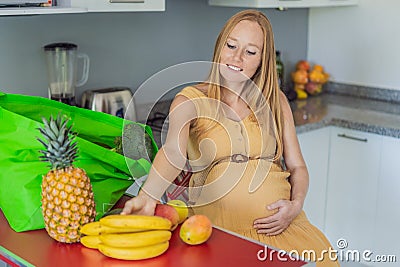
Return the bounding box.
[121,95,196,215]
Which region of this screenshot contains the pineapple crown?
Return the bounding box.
[37,114,78,170]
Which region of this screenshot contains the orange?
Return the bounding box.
[292,69,308,84]
[313,64,324,72]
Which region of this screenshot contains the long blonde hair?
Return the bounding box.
[205,10,284,160]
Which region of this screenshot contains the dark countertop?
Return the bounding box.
[146,91,400,146]
[290,93,400,138]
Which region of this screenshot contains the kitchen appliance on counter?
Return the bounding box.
[43,42,90,106]
[81,87,137,121]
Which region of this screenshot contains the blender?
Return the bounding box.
[44,42,90,106]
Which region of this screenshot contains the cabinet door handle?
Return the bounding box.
[337,133,368,142]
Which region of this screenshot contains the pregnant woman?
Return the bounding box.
[122,10,339,266]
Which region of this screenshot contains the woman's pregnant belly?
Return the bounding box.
[192,161,291,232]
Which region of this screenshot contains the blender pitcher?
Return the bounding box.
[44,42,90,106]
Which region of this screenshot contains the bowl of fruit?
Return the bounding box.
[291,60,330,99]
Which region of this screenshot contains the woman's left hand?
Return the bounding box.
[253,199,302,236]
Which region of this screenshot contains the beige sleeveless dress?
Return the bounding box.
[177,86,339,266]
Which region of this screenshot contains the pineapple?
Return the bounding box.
[37,114,96,243]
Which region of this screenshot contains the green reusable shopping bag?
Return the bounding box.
[0,91,157,232]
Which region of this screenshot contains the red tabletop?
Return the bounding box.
[0,210,308,267]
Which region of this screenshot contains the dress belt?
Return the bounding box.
[200,154,274,177]
[231,153,251,163]
[217,153,273,164]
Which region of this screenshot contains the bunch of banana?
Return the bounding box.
[80,215,172,260]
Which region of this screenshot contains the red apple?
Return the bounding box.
[296,60,310,71]
[154,204,180,231]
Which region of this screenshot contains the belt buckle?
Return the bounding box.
[231,154,249,163]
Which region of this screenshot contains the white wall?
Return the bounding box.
[0,0,309,105]
[308,0,400,91]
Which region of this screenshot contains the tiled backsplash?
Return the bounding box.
[138,99,172,147]
[135,100,172,123]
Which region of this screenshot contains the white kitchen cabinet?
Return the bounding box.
[70,0,165,12]
[372,135,400,266]
[325,127,381,256]
[208,0,358,9]
[298,127,330,231]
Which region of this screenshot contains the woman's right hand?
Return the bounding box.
[120,192,159,216]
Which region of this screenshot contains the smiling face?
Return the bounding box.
[219,20,264,85]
